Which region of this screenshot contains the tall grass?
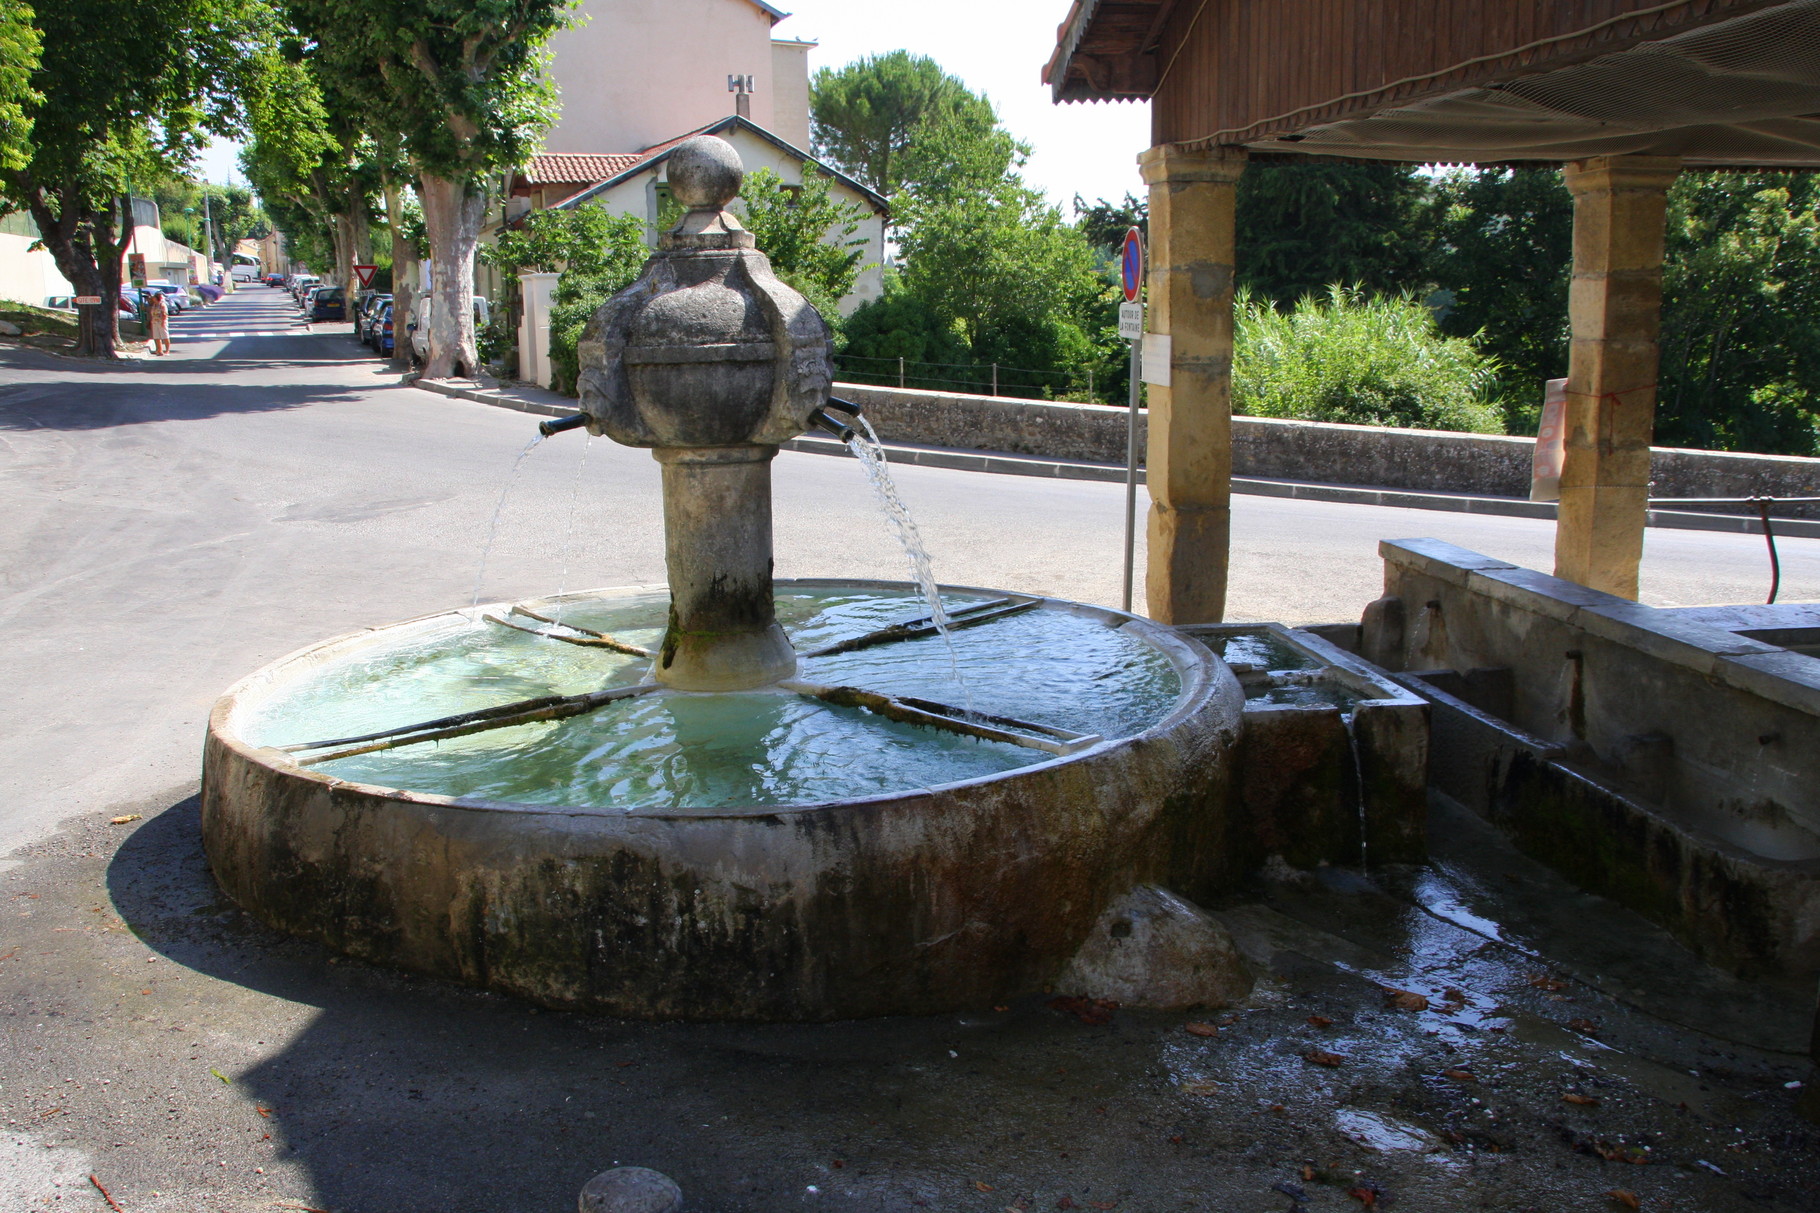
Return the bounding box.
[1234,286,1504,434]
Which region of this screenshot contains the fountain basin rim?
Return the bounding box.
[209,578,1223,821]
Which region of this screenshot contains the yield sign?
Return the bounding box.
[351,264,378,288]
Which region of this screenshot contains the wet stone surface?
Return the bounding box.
[1,792,1814,1213]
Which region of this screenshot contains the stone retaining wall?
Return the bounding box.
[834,383,1820,518]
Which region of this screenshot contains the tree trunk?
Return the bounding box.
[348,182,373,268]
[22,183,120,358]
[384,177,416,373]
[415,170,486,379]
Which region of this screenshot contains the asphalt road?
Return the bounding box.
[1,284,1817,859]
[1,286,1815,1213]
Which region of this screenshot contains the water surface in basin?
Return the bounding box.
[237,588,1185,811]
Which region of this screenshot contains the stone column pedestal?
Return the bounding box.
[654,446,796,690]
[1555,155,1679,600]
[1138,144,1245,625]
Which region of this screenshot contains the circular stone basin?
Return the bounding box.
[202,579,1243,1020]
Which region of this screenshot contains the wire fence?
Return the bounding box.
[833,352,1118,405]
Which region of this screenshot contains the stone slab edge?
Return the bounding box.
[1380,537,1820,718]
[411,377,1820,540]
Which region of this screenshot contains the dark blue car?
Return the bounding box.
[310,286,348,322]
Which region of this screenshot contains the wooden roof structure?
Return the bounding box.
[1044,0,1820,165]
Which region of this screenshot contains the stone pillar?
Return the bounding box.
[1137,145,1245,624]
[654,445,796,691]
[519,271,560,389]
[1555,155,1679,599]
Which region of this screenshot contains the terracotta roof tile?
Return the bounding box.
[520,152,646,186]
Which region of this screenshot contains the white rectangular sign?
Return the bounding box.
[1117,302,1143,340]
[1140,333,1172,387]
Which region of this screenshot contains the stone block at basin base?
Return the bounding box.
[1055,884,1253,1010]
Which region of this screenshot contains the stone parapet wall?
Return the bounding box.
[833,383,1820,517]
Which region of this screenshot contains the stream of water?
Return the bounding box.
[471,434,544,609]
[847,417,969,697]
[553,433,594,623]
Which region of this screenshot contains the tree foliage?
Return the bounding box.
[540,208,651,395]
[1424,167,1574,432]
[810,51,998,201]
[1234,287,1503,433]
[834,84,1110,400]
[1236,162,1429,307]
[736,166,866,323]
[282,0,570,376]
[0,0,259,354]
[0,3,41,173]
[1658,172,1820,455]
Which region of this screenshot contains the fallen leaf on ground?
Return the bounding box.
[108,815,141,825]
[210,1068,231,1084]
[1048,996,1118,1026]
[1568,1018,1601,1036]
[1183,1022,1219,1037]
[1528,973,1567,991]
[975,1181,995,1192]
[1442,1068,1476,1083]
[1056,1198,1076,1210]
[1607,1190,1640,1209]
[256,1106,273,1118]
[1384,989,1430,1012]
[1179,1080,1220,1095]
[1347,1184,1379,1208]
[1301,1164,1315,1182]
[1304,1048,1346,1068]
[1306,1014,1334,1028]
[1091,1203,1117,1210]
[1563,1093,1601,1107]
[1442,987,1467,1002]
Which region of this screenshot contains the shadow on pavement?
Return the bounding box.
[0,379,377,430]
[101,795,1019,1213]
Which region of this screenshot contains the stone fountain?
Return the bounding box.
[201,137,1246,1020]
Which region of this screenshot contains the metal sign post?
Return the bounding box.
[1118,227,1144,614]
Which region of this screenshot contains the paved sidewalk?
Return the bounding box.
[413,376,1820,540]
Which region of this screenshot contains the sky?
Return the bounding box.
[195,0,1153,214]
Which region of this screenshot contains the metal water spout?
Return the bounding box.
[573,135,833,690]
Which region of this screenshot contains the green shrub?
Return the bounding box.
[1234,286,1504,433]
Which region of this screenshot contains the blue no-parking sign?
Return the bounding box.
[1120,227,1143,302]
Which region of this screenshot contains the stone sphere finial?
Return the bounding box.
[668,136,743,211]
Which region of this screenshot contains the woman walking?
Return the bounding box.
[145,289,171,357]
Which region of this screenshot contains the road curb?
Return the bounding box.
[413,378,1820,541]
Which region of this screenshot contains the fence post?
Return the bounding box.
[898,356,905,388]
[992,363,998,396]
[1088,368,1094,404]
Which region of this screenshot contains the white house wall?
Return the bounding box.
[0,232,74,305]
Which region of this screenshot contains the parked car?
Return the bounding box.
[376,301,395,356]
[356,293,392,346]
[310,286,348,322]
[290,274,320,302]
[264,274,284,287]
[300,286,325,315]
[142,281,191,312]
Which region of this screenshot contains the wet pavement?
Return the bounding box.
[3,786,1813,1213]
